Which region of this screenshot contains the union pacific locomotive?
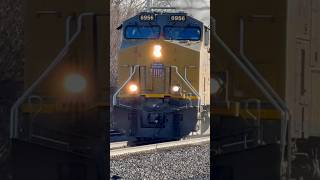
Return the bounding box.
[213,0,320,179]
[9,0,108,179]
[113,10,210,140]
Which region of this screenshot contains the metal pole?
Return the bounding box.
[171,66,201,113]
[112,65,140,106]
[239,18,288,112]
[65,16,73,45]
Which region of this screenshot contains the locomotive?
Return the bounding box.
[213,0,320,179]
[113,10,210,140]
[9,0,108,179]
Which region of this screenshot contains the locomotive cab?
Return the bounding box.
[113,11,210,140]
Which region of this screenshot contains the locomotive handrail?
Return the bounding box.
[170,66,201,112]
[184,65,196,83]
[27,95,43,139]
[239,17,292,178]
[10,12,95,139]
[112,65,201,109]
[171,66,200,98]
[244,98,262,143]
[243,99,261,120]
[239,17,289,130]
[214,30,291,179]
[112,65,140,106]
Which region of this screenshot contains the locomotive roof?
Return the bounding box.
[119,12,206,50]
[122,11,204,29]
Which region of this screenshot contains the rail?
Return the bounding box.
[110,136,209,157]
[171,66,199,97]
[184,65,196,86]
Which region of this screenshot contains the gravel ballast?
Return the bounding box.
[110,143,210,180]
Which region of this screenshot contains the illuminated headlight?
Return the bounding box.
[64,73,86,93]
[153,45,162,58]
[171,85,180,93]
[128,83,138,93]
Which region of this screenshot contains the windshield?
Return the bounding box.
[125,26,160,39]
[164,26,201,41]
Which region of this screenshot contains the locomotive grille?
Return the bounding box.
[151,63,164,78]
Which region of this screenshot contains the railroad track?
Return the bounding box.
[110,136,209,157]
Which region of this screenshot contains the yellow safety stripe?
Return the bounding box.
[22,100,279,120]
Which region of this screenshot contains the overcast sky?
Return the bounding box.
[173,0,210,25]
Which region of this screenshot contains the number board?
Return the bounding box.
[170,15,186,21]
[139,14,155,21]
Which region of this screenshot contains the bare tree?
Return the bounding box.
[110,0,177,89]
[110,0,148,89]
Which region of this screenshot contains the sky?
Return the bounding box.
[147,0,210,25]
[173,0,210,26]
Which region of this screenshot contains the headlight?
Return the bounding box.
[64,73,86,93]
[153,45,162,58]
[171,85,180,93]
[128,83,138,93]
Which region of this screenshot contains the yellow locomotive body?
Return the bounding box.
[113,11,210,139]
[12,0,108,146]
[213,0,320,179]
[11,1,108,179]
[118,40,210,105]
